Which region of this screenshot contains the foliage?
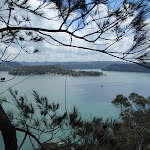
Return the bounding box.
[0,63,13,71]
[8,65,103,76]
[1,0,150,149]
[1,90,113,149]
[103,63,150,72]
[55,61,122,70]
[2,89,69,150]
[112,93,150,150]
[2,90,150,150]
[13,61,124,69]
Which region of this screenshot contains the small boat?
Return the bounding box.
[58,141,65,146]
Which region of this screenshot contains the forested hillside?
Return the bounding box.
[5,61,22,68]
[20,61,125,69]
[2,61,150,73]
[8,65,103,76]
[0,63,13,71]
[102,64,150,72]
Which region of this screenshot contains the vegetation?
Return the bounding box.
[0,63,13,71]
[53,61,124,70]
[20,61,123,69]
[103,64,150,72]
[111,93,150,150]
[3,61,150,73]
[1,90,150,150]
[5,62,22,68]
[8,65,103,76]
[0,62,22,72]
[1,0,150,149]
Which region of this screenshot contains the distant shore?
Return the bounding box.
[8,65,104,77]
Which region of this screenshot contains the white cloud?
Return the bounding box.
[0,0,139,62]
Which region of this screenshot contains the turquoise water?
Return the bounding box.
[0,70,150,149]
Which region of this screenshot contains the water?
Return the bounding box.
[0,70,150,149]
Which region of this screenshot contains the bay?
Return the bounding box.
[0,70,150,150]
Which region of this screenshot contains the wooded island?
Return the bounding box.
[8,65,103,76]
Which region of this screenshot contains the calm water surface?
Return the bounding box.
[0,70,150,149]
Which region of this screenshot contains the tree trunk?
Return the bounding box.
[0,104,18,150]
[137,134,143,150]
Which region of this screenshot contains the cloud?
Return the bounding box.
[0,0,138,62]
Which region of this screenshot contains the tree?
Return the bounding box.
[1,0,150,149]
[0,89,112,150]
[0,89,74,150]
[2,89,150,150]
[112,93,150,150]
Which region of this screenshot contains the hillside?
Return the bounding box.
[0,63,13,71]
[5,61,22,68]
[0,61,22,71]
[20,61,126,69]
[2,61,150,73]
[102,64,150,72]
[55,61,114,69]
[8,65,103,76]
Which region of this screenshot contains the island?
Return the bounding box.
[8,65,103,76]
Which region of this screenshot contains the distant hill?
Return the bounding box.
[54,61,113,69]
[5,61,22,68]
[20,61,126,69]
[102,64,150,72]
[0,61,22,71]
[0,63,13,71]
[20,61,51,66]
[2,61,150,73]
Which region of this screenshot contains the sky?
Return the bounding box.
[0,0,138,62]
